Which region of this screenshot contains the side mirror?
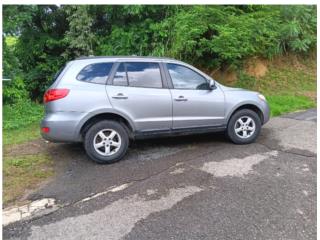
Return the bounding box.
[209,79,215,90]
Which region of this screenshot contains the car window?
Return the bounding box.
[113,62,163,88]
[53,64,66,82]
[167,63,209,90]
[77,62,113,84]
[125,62,163,88]
[113,63,128,86]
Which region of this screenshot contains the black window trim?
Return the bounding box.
[108,61,168,89]
[76,62,115,85]
[164,62,211,90]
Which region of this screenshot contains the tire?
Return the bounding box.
[84,120,129,164]
[227,109,261,144]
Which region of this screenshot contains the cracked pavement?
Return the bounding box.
[3,109,316,240]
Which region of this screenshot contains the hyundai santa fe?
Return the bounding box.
[41,56,270,164]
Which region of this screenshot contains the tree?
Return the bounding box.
[64,5,95,57]
[2,5,317,101]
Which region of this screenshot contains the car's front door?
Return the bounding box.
[107,61,172,132]
[166,63,225,129]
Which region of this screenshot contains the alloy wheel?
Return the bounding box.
[93,129,122,156]
[234,116,256,139]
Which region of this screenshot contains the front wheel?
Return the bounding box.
[84,120,129,164]
[227,109,261,144]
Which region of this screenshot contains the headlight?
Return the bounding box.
[258,94,266,101]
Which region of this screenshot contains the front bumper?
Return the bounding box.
[261,100,270,124]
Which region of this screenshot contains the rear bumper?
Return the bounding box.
[41,111,85,143]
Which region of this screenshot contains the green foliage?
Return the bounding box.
[3,77,28,104]
[3,36,19,79]
[228,54,316,117]
[211,8,281,61]
[3,5,36,35]
[3,101,43,145]
[267,95,315,116]
[279,6,317,53]
[2,5,317,101]
[3,35,28,104]
[3,100,43,130]
[64,5,95,57]
[11,5,68,100]
[3,124,41,145]
[235,72,257,89]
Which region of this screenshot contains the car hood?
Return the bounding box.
[218,85,245,92]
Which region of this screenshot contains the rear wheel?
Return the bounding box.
[84,120,129,164]
[227,109,261,144]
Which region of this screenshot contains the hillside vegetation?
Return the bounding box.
[3,5,316,102]
[2,5,317,140]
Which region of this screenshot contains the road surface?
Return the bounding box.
[3,109,317,240]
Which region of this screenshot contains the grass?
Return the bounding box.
[3,154,54,207]
[267,95,316,116]
[3,101,43,130]
[232,54,316,116]
[3,101,53,207]
[3,101,43,145]
[3,123,41,145]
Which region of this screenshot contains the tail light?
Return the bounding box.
[41,127,50,133]
[43,89,69,103]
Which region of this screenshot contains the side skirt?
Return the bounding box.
[133,125,226,140]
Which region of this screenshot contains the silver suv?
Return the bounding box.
[41,56,270,164]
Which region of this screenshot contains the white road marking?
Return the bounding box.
[79,183,131,203]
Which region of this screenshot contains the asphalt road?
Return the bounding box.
[3,109,317,240]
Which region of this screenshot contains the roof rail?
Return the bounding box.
[75,55,176,61]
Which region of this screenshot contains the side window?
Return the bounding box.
[77,63,113,84]
[113,63,128,86]
[167,63,209,90]
[126,62,163,88]
[113,62,163,88]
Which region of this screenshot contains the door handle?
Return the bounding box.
[174,96,188,101]
[112,93,128,99]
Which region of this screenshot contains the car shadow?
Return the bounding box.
[32,132,229,203]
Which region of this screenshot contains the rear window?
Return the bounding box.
[53,65,66,82]
[77,63,113,84]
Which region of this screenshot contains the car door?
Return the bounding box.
[165,62,225,129]
[107,61,172,132]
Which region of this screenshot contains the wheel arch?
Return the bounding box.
[76,110,135,141]
[227,103,264,125]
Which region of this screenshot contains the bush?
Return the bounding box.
[279,6,316,53]
[3,76,29,104]
[3,5,317,100]
[3,101,43,130]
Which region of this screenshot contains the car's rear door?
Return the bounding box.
[107,61,172,132]
[165,62,225,129]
